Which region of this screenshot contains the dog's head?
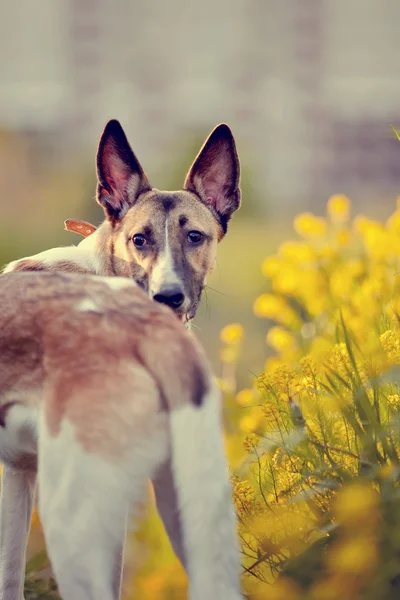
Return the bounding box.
[95,120,241,322]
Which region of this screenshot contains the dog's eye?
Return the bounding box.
[187,231,204,244]
[132,234,147,247]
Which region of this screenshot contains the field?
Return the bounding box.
[16,195,400,599]
[3,131,400,599]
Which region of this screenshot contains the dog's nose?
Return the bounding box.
[153,287,185,309]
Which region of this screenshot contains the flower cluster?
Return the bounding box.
[226,196,400,599]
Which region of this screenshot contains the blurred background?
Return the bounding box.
[1,0,400,387]
[0,0,399,394]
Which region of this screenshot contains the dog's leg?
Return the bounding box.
[0,467,36,600]
[37,409,168,600]
[0,403,37,600]
[152,459,186,567]
[169,382,243,600]
[37,421,132,600]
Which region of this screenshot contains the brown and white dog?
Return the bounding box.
[1,121,242,598]
[5,118,241,326]
[0,270,242,600]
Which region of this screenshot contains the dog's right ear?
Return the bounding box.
[184,124,241,235]
[96,120,152,222]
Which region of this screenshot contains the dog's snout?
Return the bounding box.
[153,287,185,309]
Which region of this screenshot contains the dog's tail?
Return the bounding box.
[168,368,243,599]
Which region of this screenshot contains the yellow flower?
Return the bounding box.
[262,255,281,278]
[363,226,389,259]
[387,393,400,411]
[327,194,351,222]
[318,244,337,260]
[389,295,400,318]
[253,294,297,325]
[239,410,262,433]
[271,263,300,295]
[253,293,282,318]
[386,209,400,235]
[266,326,297,353]
[224,434,247,468]
[333,483,379,528]
[257,578,301,600]
[330,266,354,299]
[354,217,389,259]
[328,536,378,574]
[278,241,315,262]
[353,214,375,235]
[335,229,351,246]
[220,323,244,344]
[347,258,365,278]
[243,433,260,452]
[309,336,332,362]
[264,356,289,374]
[236,388,255,406]
[310,575,351,600]
[378,462,396,480]
[294,212,327,237]
[380,330,400,362]
[299,355,317,377]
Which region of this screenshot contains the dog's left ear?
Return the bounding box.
[184,124,241,233]
[96,120,152,222]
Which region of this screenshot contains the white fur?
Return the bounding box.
[75,298,101,313]
[0,385,242,599]
[0,403,38,600]
[37,412,169,600]
[97,276,136,291]
[3,230,104,276]
[0,467,36,600]
[0,403,38,466]
[77,230,104,274]
[150,219,181,295]
[3,246,93,274]
[169,384,242,600]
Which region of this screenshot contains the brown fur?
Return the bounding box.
[43,261,93,274]
[0,272,210,460]
[11,259,47,272]
[99,189,221,304]
[11,259,92,275]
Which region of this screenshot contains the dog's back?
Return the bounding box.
[0,271,208,427]
[0,271,242,600]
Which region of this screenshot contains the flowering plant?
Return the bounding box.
[220,196,400,599]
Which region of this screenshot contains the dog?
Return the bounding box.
[4,118,241,326]
[0,270,242,600]
[2,121,242,597]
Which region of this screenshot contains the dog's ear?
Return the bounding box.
[96,120,151,222]
[184,124,241,233]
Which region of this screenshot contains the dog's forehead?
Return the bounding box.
[121,190,220,236]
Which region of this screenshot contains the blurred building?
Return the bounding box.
[1,0,400,211]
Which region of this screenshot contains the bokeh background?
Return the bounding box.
[2,0,400,387]
[2,1,400,598]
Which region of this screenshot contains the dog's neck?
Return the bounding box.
[78,221,138,280]
[77,222,110,276]
[3,224,109,277]
[4,222,195,329]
